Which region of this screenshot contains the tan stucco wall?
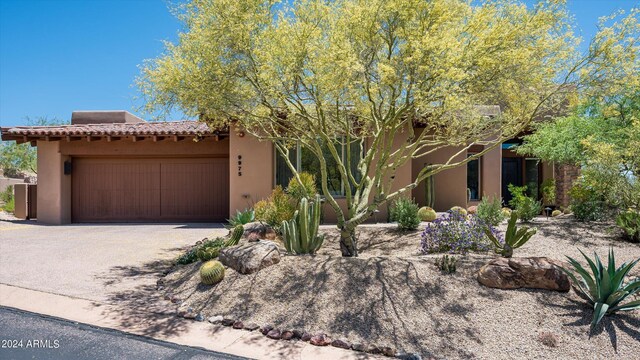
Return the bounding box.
[37,141,71,224]
[480,144,502,202]
[228,130,274,216]
[36,137,229,224]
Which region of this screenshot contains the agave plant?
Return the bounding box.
[561,249,640,329]
[484,211,536,257]
[226,208,255,228]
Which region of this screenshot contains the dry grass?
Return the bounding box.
[163,216,640,359]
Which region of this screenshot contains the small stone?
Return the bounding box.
[163,293,172,300]
[366,345,382,354]
[221,318,235,326]
[266,329,282,340]
[170,295,181,304]
[301,332,312,341]
[208,315,224,324]
[292,329,304,339]
[381,346,396,357]
[281,330,294,340]
[233,321,244,329]
[156,286,165,291]
[310,333,332,346]
[260,324,274,335]
[180,308,196,319]
[538,331,559,347]
[156,278,165,286]
[396,353,423,360]
[331,339,351,349]
[244,323,260,331]
[194,314,205,322]
[351,343,366,352]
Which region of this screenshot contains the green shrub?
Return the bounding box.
[282,195,325,254]
[569,182,606,222]
[560,249,640,329]
[508,184,542,222]
[435,255,457,274]
[418,206,437,222]
[286,172,317,203]
[541,178,556,205]
[254,186,295,230]
[226,208,254,228]
[0,185,14,213]
[616,210,640,243]
[484,211,536,258]
[200,260,225,285]
[476,196,506,227]
[390,198,420,231]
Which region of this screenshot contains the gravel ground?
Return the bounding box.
[163,216,640,359]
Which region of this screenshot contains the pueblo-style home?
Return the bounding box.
[1,110,574,224]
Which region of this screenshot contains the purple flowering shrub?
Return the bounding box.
[420,210,502,254]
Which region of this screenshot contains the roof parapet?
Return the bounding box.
[71,111,145,125]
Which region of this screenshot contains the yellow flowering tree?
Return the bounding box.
[138,0,638,256]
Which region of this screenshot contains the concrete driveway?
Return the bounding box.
[0,220,227,303]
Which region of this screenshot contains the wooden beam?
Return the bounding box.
[132,136,143,142]
[173,135,184,142]
[107,135,112,142]
[45,135,50,142]
[153,135,158,142]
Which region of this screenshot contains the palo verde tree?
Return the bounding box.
[138,0,638,256]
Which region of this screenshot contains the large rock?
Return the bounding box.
[477,257,570,292]
[219,241,281,274]
[242,221,277,242]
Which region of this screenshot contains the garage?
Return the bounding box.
[72,157,229,222]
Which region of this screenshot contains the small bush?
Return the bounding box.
[476,196,506,227]
[421,211,494,254]
[254,186,295,230]
[508,184,542,222]
[196,238,226,261]
[435,255,458,274]
[176,238,225,265]
[0,185,14,213]
[541,178,556,205]
[569,183,606,222]
[286,172,317,202]
[616,210,640,243]
[226,208,254,228]
[390,198,420,231]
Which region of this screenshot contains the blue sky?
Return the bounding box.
[0,0,638,127]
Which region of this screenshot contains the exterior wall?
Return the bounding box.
[555,163,580,208]
[0,177,23,194]
[36,137,229,224]
[13,184,28,219]
[228,130,274,216]
[479,145,502,203]
[36,141,71,224]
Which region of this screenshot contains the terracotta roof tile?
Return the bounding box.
[1,121,223,138]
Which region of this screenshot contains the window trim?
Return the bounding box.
[467,153,482,201]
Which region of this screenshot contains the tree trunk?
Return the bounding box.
[339,226,358,257]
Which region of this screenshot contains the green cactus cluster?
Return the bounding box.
[225,225,244,247]
[196,238,225,261]
[418,206,437,222]
[282,195,325,254]
[199,260,225,285]
[435,255,458,274]
[450,206,467,216]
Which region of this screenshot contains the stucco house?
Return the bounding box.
[1,110,572,225]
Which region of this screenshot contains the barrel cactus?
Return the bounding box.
[501,207,512,218]
[450,206,467,216]
[225,224,244,247]
[200,260,225,285]
[552,209,562,217]
[418,206,437,222]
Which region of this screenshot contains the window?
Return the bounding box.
[467,154,481,201]
[275,139,362,196]
[525,158,540,199]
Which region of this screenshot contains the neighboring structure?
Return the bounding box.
[1,110,572,224]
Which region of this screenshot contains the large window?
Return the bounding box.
[467,154,481,201]
[275,139,362,196]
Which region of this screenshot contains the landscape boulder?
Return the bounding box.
[242,221,277,242]
[219,241,281,274]
[477,257,570,292]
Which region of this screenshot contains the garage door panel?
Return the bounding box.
[72,158,228,222]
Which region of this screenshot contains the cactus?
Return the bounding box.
[450,206,467,216]
[199,260,225,285]
[225,225,244,247]
[418,206,437,222]
[551,209,562,217]
[425,171,435,208]
[435,255,457,274]
[282,195,325,254]
[196,245,221,261]
[501,207,512,218]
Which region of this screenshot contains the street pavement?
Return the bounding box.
[0,306,250,360]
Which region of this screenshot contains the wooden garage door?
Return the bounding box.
[72,157,228,222]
